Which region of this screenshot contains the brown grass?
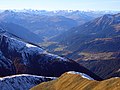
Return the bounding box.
[31,73,120,90]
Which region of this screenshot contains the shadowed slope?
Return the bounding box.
[0,35,102,80]
[0,74,54,90]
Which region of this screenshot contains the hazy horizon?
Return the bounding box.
[0,0,120,11]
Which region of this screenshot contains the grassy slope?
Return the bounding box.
[31,73,120,90]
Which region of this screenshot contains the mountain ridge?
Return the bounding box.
[31,71,120,90]
[0,34,102,80]
[0,74,54,90]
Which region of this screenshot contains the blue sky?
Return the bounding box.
[0,0,120,11]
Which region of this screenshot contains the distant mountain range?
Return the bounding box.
[0,10,120,90]
[41,13,120,79]
[0,10,114,40]
[51,13,120,51]
[48,13,120,58]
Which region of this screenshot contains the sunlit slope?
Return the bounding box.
[31,72,120,90]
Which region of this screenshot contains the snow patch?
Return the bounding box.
[67,71,94,80]
[26,43,37,48]
[0,74,56,81]
[0,74,56,90]
[44,52,68,61]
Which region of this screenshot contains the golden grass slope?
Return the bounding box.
[31,72,120,90]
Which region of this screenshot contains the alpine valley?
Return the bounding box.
[0,9,120,90]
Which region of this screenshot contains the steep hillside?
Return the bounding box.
[0,74,54,90]
[0,34,102,80]
[42,36,120,60]
[74,37,120,52]
[0,22,43,43]
[42,13,120,80]
[51,13,120,52]
[67,36,120,60]
[43,13,120,60]
[78,59,120,79]
[31,71,120,90]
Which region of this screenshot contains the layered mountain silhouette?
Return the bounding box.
[0,10,120,90]
[51,13,120,52]
[0,10,105,40]
[43,13,120,79]
[0,32,102,80]
[0,10,79,39]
